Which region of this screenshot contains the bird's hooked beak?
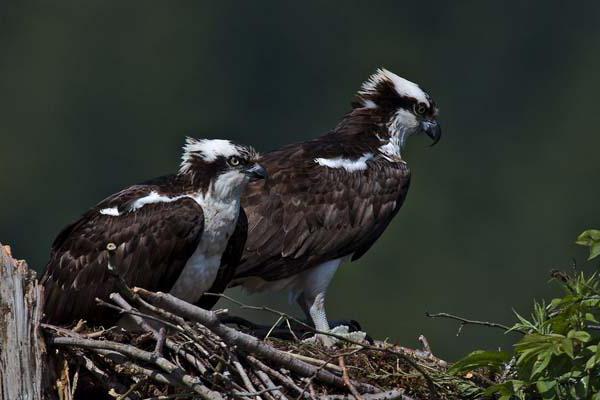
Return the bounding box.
[421,120,441,146]
[245,163,268,181]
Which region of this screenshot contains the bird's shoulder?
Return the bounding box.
[236,136,411,279]
[42,176,206,323]
[245,134,410,203]
[50,175,204,256]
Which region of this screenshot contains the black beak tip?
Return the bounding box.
[426,123,441,147]
[247,164,268,181]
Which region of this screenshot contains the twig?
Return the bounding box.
[67,344,135,397]
[297,351,345,400]
[85,326,117,338]
[233,387,286,397]
[96,296,180,332]
[232,355,262,400]
[71,364,80,399]
[72,319,86,333]
[117,378,146,400]
[249,372,276,400]
[393,345,447,368]
[106,294,159,334]
[48,335,223,400]
[300,348,362,399]
[286,352,343,373]
[265,316,285,340]
[141,394,196,400]
[323,390,414,400]
[93,347,173,382]
[134,288,379,394]
[204,292,437,398]
[245,356,309,399]
[256,370,289,400]
[425,312,525,335]
[155,328,166,356]
[338,356,362,400]
[108,293,210,375]
[417,335,431,356]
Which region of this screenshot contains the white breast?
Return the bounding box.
[169,192,240,303]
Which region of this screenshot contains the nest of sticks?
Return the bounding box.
[35,244,497,400]
[40,273,493,400]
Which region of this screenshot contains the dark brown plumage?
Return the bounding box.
[41,138,265,325]
[201,69,440,343]
[43,189,204,324]
[234,131,411,282]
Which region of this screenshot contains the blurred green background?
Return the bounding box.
[1,1,600,360]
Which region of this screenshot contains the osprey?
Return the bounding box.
[206,68,441,344]
[42,138,266,324]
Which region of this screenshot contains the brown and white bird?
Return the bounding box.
[42,138,266,324]
[205,68,441,344]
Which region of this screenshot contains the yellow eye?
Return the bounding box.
[228,156,241,166]
[414,102,428,116]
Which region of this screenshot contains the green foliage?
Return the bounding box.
[576,230,600,261]
[451,230,600,399]
[449,350,512,376]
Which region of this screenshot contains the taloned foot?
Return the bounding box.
[303,325,368,347]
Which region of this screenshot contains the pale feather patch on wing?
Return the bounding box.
[314,153,373,172]
[130,191,186,210]
[99,207,120,216]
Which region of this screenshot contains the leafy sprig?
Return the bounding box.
[449,230,600,400]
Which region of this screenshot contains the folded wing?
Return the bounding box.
[42,192,204,324]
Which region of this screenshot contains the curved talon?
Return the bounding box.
[304,325,368,346]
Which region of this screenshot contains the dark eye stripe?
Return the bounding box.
[361,79,430,112]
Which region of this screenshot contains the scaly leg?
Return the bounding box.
[297,291,335,346]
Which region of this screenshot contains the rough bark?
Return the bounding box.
[0,244,45,400]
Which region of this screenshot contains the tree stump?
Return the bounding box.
[0,244,45,400]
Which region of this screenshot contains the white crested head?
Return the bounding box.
[182,138,240,163]
[180,137,260,175]
[178,137,265,195]
[349,68,441,156]
[359,68,429,107]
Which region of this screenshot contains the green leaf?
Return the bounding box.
[585,313,599,323]
[590,243,600,260]
[567,330,591,343]
[531,351,553,378]
[484,380,526,397]
[536,380,557,394]
[560,338,574,358]
[585,354,597,370]
[449,350,511,375]
[575,229,600,246]
[576,230,600,260]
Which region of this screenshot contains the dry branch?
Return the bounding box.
[425,312,525,335]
